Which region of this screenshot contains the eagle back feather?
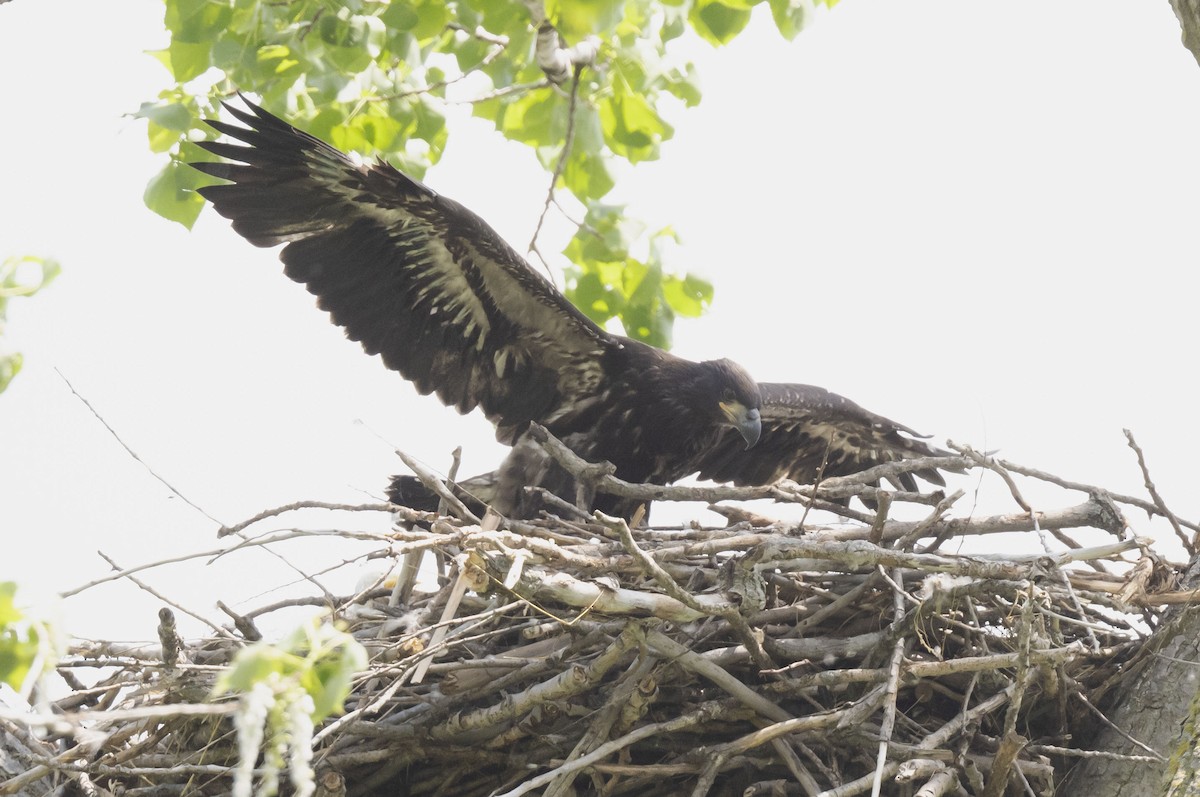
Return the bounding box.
[193,99,613,442]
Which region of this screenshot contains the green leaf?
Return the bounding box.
[564,203,642,267]
[316,12,354,48]
[475,0,533,39]
[144,159,206,229]
[409,96,448,157]
[380,2,420,31]
[568,271,625,324]
[214,645,300,694]
[323,43,373,75]
[164,0,234,40]
[550,0,626,41]
[453,34,493,79]
[135,99,192,130]
[0,583,54,696]
[623,258,661,303]
[663,273,714,317]
[497,90,565,147]
[662,64,702,108]
[0,255,61,299]
[0,256,59,394]
[305,107,350,145]
[211,30,254,72]
[451,0,481,33]
[332,107,404,154]
[660,5,688,36]
[0,627,37,696]
[316,12,386,72]
[136,100,194,153]
[767,0,812,40]
[414,0,452,39]
[0,353,22,395]
[689,0,755,46]
[256,43,304,79]
[621,287,673,348]
[214,620,367,723]
[598,87,672,163]
[166,37,213,82]
[570,103,605,152]
[562,148,615,200]
[146,47,173,77]
[0,583,21,626]
[305,643,364,721]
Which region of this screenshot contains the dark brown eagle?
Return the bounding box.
[194,98,949,519]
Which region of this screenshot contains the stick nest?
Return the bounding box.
[3,440,1194,797]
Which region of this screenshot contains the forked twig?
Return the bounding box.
[1123,428,1191,554]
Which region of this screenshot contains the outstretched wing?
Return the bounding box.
[193,98,613,442]
[694,383,950,491]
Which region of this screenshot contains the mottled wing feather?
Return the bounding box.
[193,99,612,441]
[694,383,951,490]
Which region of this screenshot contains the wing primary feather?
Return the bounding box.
[192,96,615,438]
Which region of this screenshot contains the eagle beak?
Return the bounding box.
[721,402,762,449]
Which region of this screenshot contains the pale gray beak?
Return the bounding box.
[721,401,762,449]
[738,407,762,449]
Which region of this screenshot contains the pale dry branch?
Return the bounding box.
[994,454,1200,534]
[217,501,400,538]
[393,447,480,524]
[1124,428,1191,553]
[95,551,235,641]
[949,442,1032,514]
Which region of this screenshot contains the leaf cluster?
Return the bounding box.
[0,255,60,394]
[0,581,62,701]
[215,618,368,723]
[143,0,835,346]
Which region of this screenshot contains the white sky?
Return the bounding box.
[2,0,1198,642]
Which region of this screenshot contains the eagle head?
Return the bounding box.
[701,359,762,449]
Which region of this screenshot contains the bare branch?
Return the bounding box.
[25,434,1190,796]
[1124,428,1191,554]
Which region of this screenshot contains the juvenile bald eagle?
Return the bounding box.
[194,98,949,519]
